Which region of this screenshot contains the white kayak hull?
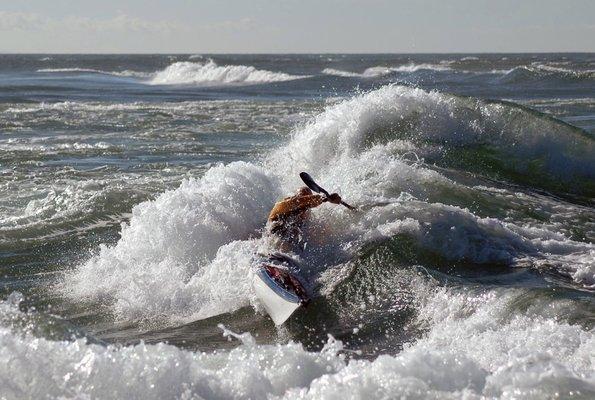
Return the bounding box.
[252,264,308,326]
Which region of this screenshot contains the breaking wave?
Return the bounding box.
[149,60,308,86]
[498,64,595,83]
[37,60,308,87]
[62,84,595,326]
[37,68,152,78]
[272,84,594,196]
[322,63,452,78]
[5,273,595,398]
[62,163,281,322]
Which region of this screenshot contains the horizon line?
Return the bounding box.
[1,51,594,56]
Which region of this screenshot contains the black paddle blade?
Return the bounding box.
[299,172,357,211]
[299,172,330,197]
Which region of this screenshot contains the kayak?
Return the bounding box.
[252,253,309,325]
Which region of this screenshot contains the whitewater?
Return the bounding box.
[0,53,594,399]
[37,59,308,86]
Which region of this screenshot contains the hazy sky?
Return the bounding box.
[0,0,593,53]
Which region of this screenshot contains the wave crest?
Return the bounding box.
[322,63,451,78]
[37,67,151,78]
[498,64,595,83]
[149,60,307,86]
[272,84,594,196]
[63,85,595,325]
[37,60,308,86]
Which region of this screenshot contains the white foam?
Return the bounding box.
[322,63,451,78]
[266,84,594,286]
[322,68,365,78]
[63,162,281,322]
[270,84,594,184]
[0,169,161,247]
[1,99,316,137]
[35,61,309,85]
[356,201,595,286]
[0,140,116,153]
[4,276,595,399]
[498,64,595,80]
[38,68,102,73]
[390,62,452,73]
[63,85,595,326]
[37,68,152,78]
[149,60,307,86]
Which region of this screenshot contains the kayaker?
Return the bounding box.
[266,186,342,252]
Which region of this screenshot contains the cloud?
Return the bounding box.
[203,17,258,32]
[0,11,49,31]
[0,11,186,34]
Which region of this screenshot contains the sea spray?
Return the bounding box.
[63,85,595,326]
[5,276,595,399]
[269,85,594,195]
[63,163,281,322]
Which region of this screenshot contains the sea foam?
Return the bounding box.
[37,67,152,78]
[149,60,307,85]
[5,275,595,399]
[63,85,595,326]
[322,63,451,78]
[37,60,307,86]
[63,162,280,322]
[498,64,595,82]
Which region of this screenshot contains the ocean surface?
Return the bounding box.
[0,53,594,399]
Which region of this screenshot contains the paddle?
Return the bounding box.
[299,172,356,210]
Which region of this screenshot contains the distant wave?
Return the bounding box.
[497,63,595,82]
[36,60,595,86]
[37,68,152,78]
[391,62,452,72]
[322,63,452,78]
[531,63,595,78]
[322,68,369,78]
[37,61,308,86]
[149,60,308,86]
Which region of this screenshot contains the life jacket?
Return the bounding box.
[267,194,323,247]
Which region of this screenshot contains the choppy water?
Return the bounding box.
[0,53,594,399]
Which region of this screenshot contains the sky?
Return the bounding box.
[0,0,593,53]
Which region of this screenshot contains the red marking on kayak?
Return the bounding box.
[264,265,309,305]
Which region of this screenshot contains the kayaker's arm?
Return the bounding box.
[268,194,325,221]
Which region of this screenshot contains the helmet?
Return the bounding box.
[296,186,313,196]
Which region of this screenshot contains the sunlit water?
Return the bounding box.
[1,53,594,399]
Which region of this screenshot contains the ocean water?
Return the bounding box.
[0,53,594,399]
